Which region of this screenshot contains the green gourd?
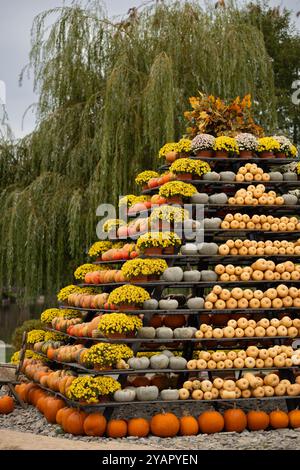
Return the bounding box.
[201,270,218,281]
[268,172,283,181]
[187,297,205,309]
[203,172,220,181]
[169,356,188,370]
[128,357,150,369]
[183,270,201,282]
[181,243,198,255]
[209,193,228,204]
[150,354,170,369]
[158,299,179,310]
[197,242,218,255]
[136,385,159,401]
[173,328,194,339]
[162,267,184,282]
[161,349,174,358]
[114,389,136,402]
[160,389,180,400]
[156,326,174,339]
[137,327,156,339]
[191,193,209,204]
[219,171,235,181]
[282,194,298,205]
[143,299,159,310]
[283,172,297,181]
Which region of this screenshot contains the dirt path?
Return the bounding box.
[0,429,155,450]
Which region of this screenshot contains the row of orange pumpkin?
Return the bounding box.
[12,383,300,437]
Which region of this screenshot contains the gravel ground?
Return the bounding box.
[1,399,300,450]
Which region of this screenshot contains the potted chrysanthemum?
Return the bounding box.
[213,136,239,158]
[170,158,211,180]
[191,134,216,157]
[158,181,197,204]
[273,135,298,159]
[235,133,258,158]
[257,137,280,158]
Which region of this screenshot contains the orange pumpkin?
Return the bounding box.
[83,413,107,436]
[56,407,70,426]
[106,419,128,438]
[288,409,300,429]
[149,315,164,328]
[36,395,48,414]
[179,416,199,436]
[150,413,180,438]
[128,418,150,437]
[44,397,65,424]
[65,410,87,435]
[31,389,47,406]
[223,409,247,433]
[163,314,186,328]
[269,410,289,429]
[61,407,77,430]
[27,385,40,404]
[198,411,224,434]
[15,383,29,402]
[247,410,269,431]
[0,396,14,414]
[150,375,169,391]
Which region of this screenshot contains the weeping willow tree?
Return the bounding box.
[0,0,277,302]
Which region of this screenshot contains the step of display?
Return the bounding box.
[106,230,300,243]
[142,181,300,195]
[33,352,300,376]
[159,158,299,171]
[26,381,300,411]
[127,205,300,219]
[45,327,300,345]
[94,254,300,266]
[79,279,300,289]
[59,305,300,316]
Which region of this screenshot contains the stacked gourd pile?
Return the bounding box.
[16,113,300,437]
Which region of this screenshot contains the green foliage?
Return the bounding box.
[11,319,43,350]
[0,1,278,301]
[244,0,300,142]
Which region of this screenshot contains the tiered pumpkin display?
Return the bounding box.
[14,94,300,439]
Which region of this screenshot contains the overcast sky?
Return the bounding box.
[0,0,299,139]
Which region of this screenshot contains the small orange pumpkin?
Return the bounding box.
[106,419,128,438]
[44,397,65,424]
[269,410,289,429]
[247,410,269,431]
[198,410,224,434]
[179,416,199,436]
[128,418,150,437]
[65,410,87,435]
[0,396,14,414]
[224,409,247,433]
[83,413,107,436]
[150,413,180,438]
[288,409,300,429]
[163,314,186,329]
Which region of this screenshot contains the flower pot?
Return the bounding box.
[177,173,193,180]
[276,152,287,159]
[164,246,175,254]
[148,274,160,281]
[118,303,140,311]
[131,275,148,283]
[166,196,183,204]
[93,365,113,371]
[239,150,253,159]
[142,184,149,191]
[105,332,129,339]
[143,247,163,255]
[214,150,228,158]
[259,151,274,158]
[196,149,214,157]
